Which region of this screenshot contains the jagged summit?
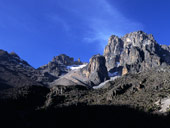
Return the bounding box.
[108,31,155,48]
[51,54,74,65]
[121,31,155,47]
[123,30,153,36]
[49,54,83,66]
[38,54,84,78]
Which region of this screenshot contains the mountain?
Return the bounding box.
[2,31,170,127]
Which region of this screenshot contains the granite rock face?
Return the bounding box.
[86,55,109,86]
[104,31,170,75]
[50,55,109,87]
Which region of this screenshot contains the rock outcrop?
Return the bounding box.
[104,31,170,75]
[85,55,109,86]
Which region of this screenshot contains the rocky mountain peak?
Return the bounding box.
[51,54,83,66]
[121,31,156,48]
[38,54,83,79]
[104,31,170,75]
[52,54,74,66]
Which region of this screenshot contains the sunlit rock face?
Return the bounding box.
[104,31,170,75]
[86,55,109,86]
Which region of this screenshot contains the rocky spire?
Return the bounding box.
[86,54,109,86]
[104,35,124,71]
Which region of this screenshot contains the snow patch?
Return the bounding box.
[93,71,120,89]
[126,38,131,42]
[67,64,87,70]
[143,41,150,47]
[93,76,120,89]
[116,62,120,67]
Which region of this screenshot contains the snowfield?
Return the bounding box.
[67,64,87,70]
[93,71,120,89]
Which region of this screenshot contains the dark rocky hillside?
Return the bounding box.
[0,84,169,128]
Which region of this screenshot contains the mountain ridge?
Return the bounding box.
[1,30,170,88]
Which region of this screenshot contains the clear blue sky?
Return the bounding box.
[0,0,170,68]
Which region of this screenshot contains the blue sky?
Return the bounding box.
[0,0,170,68]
